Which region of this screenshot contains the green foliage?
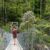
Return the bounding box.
[0,0,35,26]
[0,0,50,49]
[45,0,50,15]
[33,0,46,17]
[19,10,50,49]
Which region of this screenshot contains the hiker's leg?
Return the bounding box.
[14,38,15,45]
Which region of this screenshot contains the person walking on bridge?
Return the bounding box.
[12,25,19,45]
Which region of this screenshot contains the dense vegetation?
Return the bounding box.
[0,0,50,50]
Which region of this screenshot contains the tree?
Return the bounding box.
[19,11,50,50]
[33,0,46,17]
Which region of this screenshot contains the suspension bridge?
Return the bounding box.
[4,32,24,50]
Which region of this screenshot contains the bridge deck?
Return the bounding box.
[5,38,23,50]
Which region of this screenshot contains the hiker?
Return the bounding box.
[12,25,19,45]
